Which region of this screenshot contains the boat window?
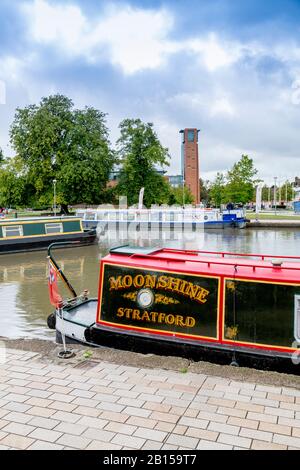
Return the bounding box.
[183,212,192,221]
[2,225,23,237]
[108,212,117,221]
[140,212,149,221]
[224,280,300,348]
[295,295,300,343]
[97,212,108,220]
[85,212,96,220]
[45,223,63,234]
[165,212,174,222]
[150,212,160,221]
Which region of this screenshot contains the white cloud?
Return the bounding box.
[210,97,235,117]
[187,33,243,71]
[23,0,175,74]
[0,0,299,182]
[0,80,6,105]
[0,52,49,103]
[23,0,87,52]
[166,92,235,118]
[166,92,206,109]
[88,6,176,73]
[22,1,250,74]
[0,56,26,84]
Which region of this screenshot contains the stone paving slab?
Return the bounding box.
[0,348,300,450]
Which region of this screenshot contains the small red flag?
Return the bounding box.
[48,261,63,308]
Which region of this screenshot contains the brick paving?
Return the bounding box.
[0,348,300,450]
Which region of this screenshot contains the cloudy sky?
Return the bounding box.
[0,0,300,184]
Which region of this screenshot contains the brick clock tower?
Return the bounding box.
[180,128,200,205]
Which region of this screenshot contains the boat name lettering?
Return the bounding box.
[109,274,209,304]
[117,307,196,328]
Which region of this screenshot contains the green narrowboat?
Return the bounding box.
[0,217,96,254]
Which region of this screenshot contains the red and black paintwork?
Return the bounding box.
[49,245,300,372]
[82,246,300,372]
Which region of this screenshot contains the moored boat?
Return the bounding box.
[0,216,96,254]
[294,187,300,213]
[47,244,300,372]
[76,207,247,231]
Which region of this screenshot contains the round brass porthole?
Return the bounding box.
[137,289,154,309]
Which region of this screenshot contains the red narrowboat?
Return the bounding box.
[47,245,300,373]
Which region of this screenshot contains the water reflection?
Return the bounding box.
[0,228,299,339]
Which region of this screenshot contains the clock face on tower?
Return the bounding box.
[187,129,195,142]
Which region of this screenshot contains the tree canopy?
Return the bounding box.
[116,118,171,207]
[9,94,114,210]
[0,95,263,211]
[168,186,194,206]
[208,155,259,207]
[210,172,226,207]
[199,178,211,204]
[0,156,28,207]
[225,154,259,204]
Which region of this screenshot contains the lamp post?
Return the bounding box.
[274,177,277,216]
[278,180,282,206]
[53,179,57,217]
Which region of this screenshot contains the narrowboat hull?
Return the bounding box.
[51,302,299,374]
[82,219,247,231]
[48,245,300,374]
[0,230,96,254]
[77,208,248,231]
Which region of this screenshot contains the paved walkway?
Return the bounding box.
[0,348,300,450]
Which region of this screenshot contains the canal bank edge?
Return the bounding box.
[1,337,300,391]
[247,219,300,228]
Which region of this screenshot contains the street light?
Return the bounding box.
[274,177,277,216]
[53,179,57,217]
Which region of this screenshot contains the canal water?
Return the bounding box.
[0,228,299,339]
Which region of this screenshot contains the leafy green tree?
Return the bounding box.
[57,107,115,209]
[210,173,226,207]
[200,178,211,204]
[0,148,4,165]
[0,156,29,207]
[168,186,194,206]
[10,94,114,212]
[116,119,171,207]
[261,185,270,203]
[278,181,294,202]
[225,155,259,204]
